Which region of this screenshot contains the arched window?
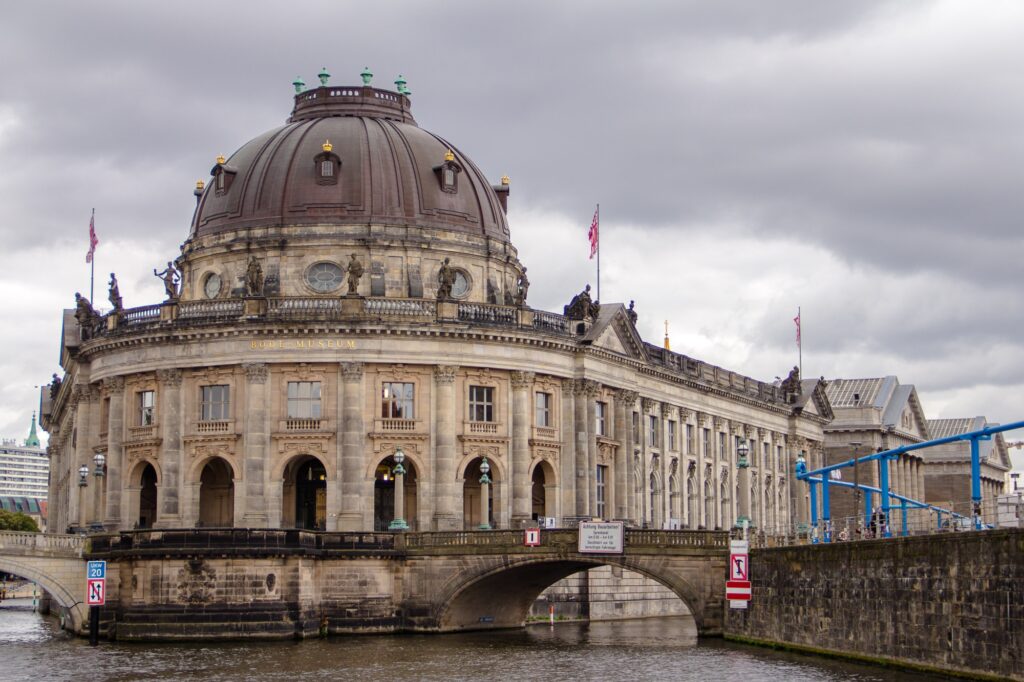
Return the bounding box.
[314,141,341,186]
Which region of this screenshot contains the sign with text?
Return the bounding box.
[86,578,106,606]
[578,521,624,554]
[87,560,106,580]
[524,528,541,546]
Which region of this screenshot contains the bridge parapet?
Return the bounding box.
[401,528,729,555]
[0,532,84,558]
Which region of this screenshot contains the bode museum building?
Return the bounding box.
[40,72,830,539]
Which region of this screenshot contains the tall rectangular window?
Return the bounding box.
[596,465,608,519]
[535,392,552,427]
[381,382,414,419]
[668,420,677,451]
[632,412,640,442]
[776,445,783,471]
[200,385,230,421]
[469,385,494,422]
[762,442,770,469]
[718,432,726,459]
[648,415,658,447]
[686,424,694,456]
[596,401,607,436]
[288,381,322,419]
[703,428,710,458]
[137,390,155,426]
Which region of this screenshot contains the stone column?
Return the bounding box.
[71,385,93,528]
[103,376,125,529]
[433,365,460,530]
[241,363,269,527]
[613,390,637,522]
[585,382,600,518]
[510,371,534,527]
[154,369,183,526]
[572,381,590,519]
[339,362,365,531]
[694,413,705,528]
[559,379,577,522]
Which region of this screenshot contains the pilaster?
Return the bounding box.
[510,370,534,527]
[103,376,125,529]
[339,362,364,531]
[432,365,460,530]
[241,363,269,527]
[155,368,183,526]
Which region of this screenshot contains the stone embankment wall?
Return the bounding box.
[532,567,691,621]
[725,529,1024,681]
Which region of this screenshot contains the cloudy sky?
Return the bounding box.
[1,1,1021,463]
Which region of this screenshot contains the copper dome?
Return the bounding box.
[192,85,510,242]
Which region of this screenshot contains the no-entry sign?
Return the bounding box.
[726,579,751,601]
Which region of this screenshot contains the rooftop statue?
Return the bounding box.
[346,253,364,295]
[564,284,598,321]
[74,292,99,339]
[514,268,530,306]
[627,300,637,325]
[154,262,180,301]
[780,366,801,403]
[437,257,456,300]
[245,256,264,297]
[108,273,123,312]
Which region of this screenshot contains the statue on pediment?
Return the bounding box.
[627,300,637,325]
[564,284,597,320]
[780,365,801,403]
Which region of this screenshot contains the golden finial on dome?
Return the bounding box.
[216,154,226,165]
[195,179,205,190]
[444,149,455,162]
[500,175,510,186]
[322,140,333,153]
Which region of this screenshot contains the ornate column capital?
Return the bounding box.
[101,376,125,393]
[157,368,184,387]
[641,397,656,412]
[661,402,674,417]
[615,389,639,405]
[510,371,535,389]
[756,427,766,441]
[561,378,577,393]
[433,365,458,385]
[242,363,268,384]
[583,379,601,397]
[341,362,364,381]
[712,416,724,431]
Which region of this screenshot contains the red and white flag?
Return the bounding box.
[794,309,801,348]
[587,206,599,259]
[86,210,98,263]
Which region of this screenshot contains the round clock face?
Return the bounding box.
[452,270,469,298]
[306,262,344,293]
[203,273,222,299]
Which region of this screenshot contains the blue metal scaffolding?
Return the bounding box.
[796,420,1022,542]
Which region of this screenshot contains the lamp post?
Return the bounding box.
[478,457,492,530]
[388,446,409,531]
[92,452,105,531]
[735,438,751,536]
[77,464,89,531]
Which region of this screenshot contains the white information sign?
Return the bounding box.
[729,599,748,610]
[578,521,624,554]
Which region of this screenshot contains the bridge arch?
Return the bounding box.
[433,555,705,633]
[0,557,86,633]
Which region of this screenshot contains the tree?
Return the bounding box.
[0,510,40,532]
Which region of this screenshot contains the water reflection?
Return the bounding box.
[0,599,950,682]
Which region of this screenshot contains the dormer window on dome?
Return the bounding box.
[434,149,461,194]
[315,140,341,185]
[211,155,238,196]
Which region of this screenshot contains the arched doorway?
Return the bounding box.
[282,456,327,530]
[198,457,234,527]
[139,464,157,529]
[687,468,698,528]
[374,454,418,531]
[462,457,497,529]
[649,472,662,529]
[703,472,714,529]
[531,461,556,523]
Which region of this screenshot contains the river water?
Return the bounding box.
[0,599,953,682]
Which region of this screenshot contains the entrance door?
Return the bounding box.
[295,459,326,530]
[139,464,157,529]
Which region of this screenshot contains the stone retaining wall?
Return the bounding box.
[725,529,1024,681]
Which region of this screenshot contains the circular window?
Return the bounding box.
[305,262,344,293]
[203,273,222,299]
[452,270,470,299]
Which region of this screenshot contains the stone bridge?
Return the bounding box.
[0,531,86,631]
[1,528,729,640]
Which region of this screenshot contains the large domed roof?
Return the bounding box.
[192,83,510,242]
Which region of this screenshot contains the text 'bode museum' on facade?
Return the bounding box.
[39,71,830,536]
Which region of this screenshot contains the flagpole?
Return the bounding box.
[90,208,95,303]
[798,305,802,378]
[596,203,600,301]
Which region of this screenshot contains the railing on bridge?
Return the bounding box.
[0,531,83,556]
[796,418,1024,544]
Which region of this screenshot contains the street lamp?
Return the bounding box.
[93,452,106,477]
[735,438,751,533]
[78,464,89,487]
[388,446,409,531]
[478,457,492,530]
